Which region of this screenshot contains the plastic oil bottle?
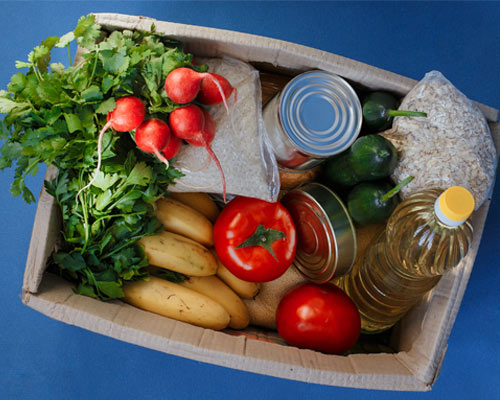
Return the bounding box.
[335,186,475,333]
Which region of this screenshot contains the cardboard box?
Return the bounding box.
[21,13,500,391]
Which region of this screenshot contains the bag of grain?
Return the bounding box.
[169,57,280,202]
[381,71,497,209]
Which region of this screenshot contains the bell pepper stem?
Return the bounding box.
[387,109,427,118]
[381,176,414,203]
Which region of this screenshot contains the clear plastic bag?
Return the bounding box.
[381,71,497,210]
[169,57,280,203]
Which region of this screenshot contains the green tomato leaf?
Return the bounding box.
[235,224,286,262]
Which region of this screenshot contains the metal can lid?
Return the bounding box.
[281,183,357,283]
[279,70,362,158]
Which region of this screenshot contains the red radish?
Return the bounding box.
[169,104,205,139]
[169,104,227,202]
[77,96,146,198]
[185,108,215,146]
[197,73,235,106]
[98,96,146,167]
[164,68,204,104]
[135,118,172,168]
[106,96,146,132]
[164,67,235,113]
[161,132,182,160]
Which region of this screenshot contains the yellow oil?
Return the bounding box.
[335,188,473,333]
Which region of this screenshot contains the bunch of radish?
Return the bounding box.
[82,67,235,203]
[164,67,237,202]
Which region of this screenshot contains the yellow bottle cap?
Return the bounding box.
[438,186,475,222]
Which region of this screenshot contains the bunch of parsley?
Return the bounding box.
[0,15,201,299]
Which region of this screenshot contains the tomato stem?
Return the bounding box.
[235,224,285,262]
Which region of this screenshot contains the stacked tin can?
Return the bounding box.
[263,70,362,282]
[263,70,362,170]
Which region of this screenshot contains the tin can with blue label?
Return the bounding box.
[262,70,362,170]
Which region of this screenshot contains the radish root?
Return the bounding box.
[153,147,170,170]
[205,74,239,160]
[201,137,226,203]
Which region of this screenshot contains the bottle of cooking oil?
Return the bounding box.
[335,186,475,333]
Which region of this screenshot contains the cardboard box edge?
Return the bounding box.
[21,274,431,392]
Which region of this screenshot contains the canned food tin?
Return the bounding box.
[262,70,362,170]
[281,183,357,283]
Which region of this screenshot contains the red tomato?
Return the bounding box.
[213,196,297,282]
[276,283,361,354]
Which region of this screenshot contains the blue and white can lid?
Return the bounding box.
[279,70,362,157]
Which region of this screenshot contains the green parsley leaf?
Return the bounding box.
[15,61,32,70]
[91,170,120,191]
[96,280,124,299]
[7,73,27,93]
[64,113,82,133]
[50,62,66,74]
[126,162,153,186]
[81,85,103,102]
[99,50,130,74]
[53,251,87,272]
[74,15,100,50]
[95,97,116,115]
[56,32,75,48]
[0,97,30,114]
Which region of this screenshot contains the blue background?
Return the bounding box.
[1,1,499,398]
